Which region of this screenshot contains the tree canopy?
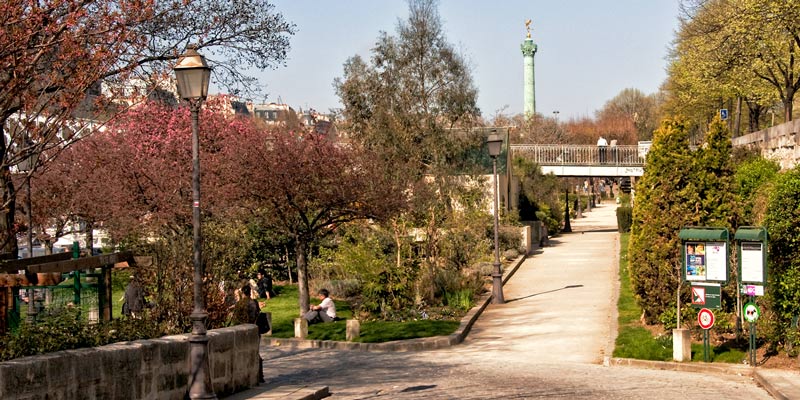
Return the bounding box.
[0,0,295,255]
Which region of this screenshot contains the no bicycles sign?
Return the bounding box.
[698,308,715,330]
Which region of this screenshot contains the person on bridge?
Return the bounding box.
[597,136,608,163]
[609,138,618,163]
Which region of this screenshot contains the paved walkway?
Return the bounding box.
[461,202,619,365]
[226,202,798,399]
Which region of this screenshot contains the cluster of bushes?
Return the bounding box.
[309,212,522,321]
[629,116,800,355]
[0,307,170,362]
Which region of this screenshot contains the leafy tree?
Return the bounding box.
[32,98,260,329]
[669,0,800,127]
[223,132,406,314]
[334,0,486,303]
[334,0,480,174]
[596,88,660,142]
[0,0,295,256]
[629,119,701,324]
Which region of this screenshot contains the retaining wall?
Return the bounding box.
[732,120,800,170]
[0,324,259,399]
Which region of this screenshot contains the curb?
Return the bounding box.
[607,357,753,376]
[221,384,330,400]
[263,254,528,352]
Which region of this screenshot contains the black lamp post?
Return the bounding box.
[487,132,505,305]
[174,45,215,400]
[18,144,36,322]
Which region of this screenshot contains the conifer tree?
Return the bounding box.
[629,119,701,324]
[695,117,736,228]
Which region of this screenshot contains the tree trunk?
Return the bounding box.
[745,99,764,133]
[85,221,94,255]
[295,238,310,315]
[784,93,794,122]
[0,167,18,257]
[734,97,742,137]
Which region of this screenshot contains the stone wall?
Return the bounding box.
[732,120,800,170]
[0,324,259,399]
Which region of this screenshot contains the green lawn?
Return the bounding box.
[262,285,460,342]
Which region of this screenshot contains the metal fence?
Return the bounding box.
[7,272,104,331]
[511,144,647,166]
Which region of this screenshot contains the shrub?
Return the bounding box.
[0,307,169,361]
[616,206,632,233]
[764,168,800,348]
[497,226,522,253]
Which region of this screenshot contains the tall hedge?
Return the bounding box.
[695,117,736,228]
[764,166,800,346]
[629,119,701,324]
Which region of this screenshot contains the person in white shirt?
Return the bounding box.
[304,288,336,323]
[597,136,608,163]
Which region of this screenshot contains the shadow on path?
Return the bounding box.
[505,284,584,303]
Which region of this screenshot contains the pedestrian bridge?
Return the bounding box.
[510,144,649,177]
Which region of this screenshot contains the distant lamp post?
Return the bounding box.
[563,188,572,233]
[18,144,37,322]
[174,45,216,400]
[487,131,505,304]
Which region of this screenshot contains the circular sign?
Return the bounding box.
[743,302,761,323]
[698,308,715,329]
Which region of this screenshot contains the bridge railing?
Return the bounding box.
[510,144,646,166]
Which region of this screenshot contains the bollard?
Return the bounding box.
[294,318,308,339]
[264,311,273,335]
[346,319,360,342]
[672,328,692,361]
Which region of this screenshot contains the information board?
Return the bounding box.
[741,242,765,284]
[685,241,727,282]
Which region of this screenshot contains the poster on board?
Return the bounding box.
[685,242,706,281]
[741,242,764,284]
[685,241,727,282]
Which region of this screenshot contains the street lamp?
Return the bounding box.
[174,45,215,400]
[18,143,37,323]
[486,131,505,305]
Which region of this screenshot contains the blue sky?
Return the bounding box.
[255,1,681,121]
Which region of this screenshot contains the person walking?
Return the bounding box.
[122,274,146,318]
[231,285,265,383]
[256,271,275,300]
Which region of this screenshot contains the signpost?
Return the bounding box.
[720,109,729,120]
[690,282,721,309]
[698,308,715,362]
[680,228,730,284]
[679,227,729,363]
[735,227,768,367]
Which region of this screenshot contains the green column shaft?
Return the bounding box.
[521,38,538,116]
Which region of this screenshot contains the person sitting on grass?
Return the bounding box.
[304,288,336,324]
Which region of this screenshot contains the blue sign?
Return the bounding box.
[720,109,729,120]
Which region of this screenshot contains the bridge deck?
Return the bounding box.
[511,144,648,177]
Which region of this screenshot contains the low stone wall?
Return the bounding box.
[0,324,259,399]
[732,120,800,170]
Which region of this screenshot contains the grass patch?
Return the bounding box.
[263,285,460,342]
[613,233,672,361]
